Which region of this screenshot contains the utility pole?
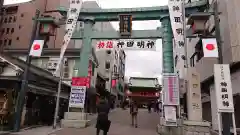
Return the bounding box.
[13,9,40,132]
[214,1,231,135]
[53,58,64,129]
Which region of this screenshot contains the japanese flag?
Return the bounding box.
[29,40,44,57]
[202,38,219,58]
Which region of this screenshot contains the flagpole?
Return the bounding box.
[13,10,40,132]
[53,58,64,129]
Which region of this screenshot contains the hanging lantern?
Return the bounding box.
[39,23,56,35]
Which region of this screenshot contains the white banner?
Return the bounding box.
[162,73,180,106]
[164,106,177,126]
[69,86,86,108]
[168,0,185,78]
[202,38,219,58]
[29,40,44,57]
[3,0,32,5]
[214,64,234,113]
[54,0,83,76]
[95,39,156,51]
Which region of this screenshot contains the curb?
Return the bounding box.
[47,128,63,135]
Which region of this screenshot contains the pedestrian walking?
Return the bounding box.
[96,98,111,135]
[147,101,152,113]
[155,101,160,113]
[130,100,138,128]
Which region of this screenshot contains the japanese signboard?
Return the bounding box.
[168,0,186,78]
[54,0,83,76]
[119,14,132,36]
[162,73,180,105]
[95,39,156,51]
[69,86,86,108]
[187,68,202,121]
[87,61,92,88]
[214,64,234,113]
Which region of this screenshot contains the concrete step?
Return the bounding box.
[61,119,90,129]
[64,112,87,120]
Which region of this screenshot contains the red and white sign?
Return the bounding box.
[202,38,219,58]
[111,79,117,88]
[86,61,92,88]
[71,61,92,88]
[162,73,180,105]
[71,77,88,86]
[96,39,156,51]
[29,40,44,57]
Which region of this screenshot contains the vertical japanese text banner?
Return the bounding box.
[162,73,180,106]
[54,0,83,76]
[168,0,186,78]
[214,64,234,113]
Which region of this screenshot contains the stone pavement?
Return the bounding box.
[50,108,160,135]
[6,109,108,135]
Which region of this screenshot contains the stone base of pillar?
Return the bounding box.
[61,112,90,128]
[182,120,211,135]
[157,117,183,135]
[157,118,211,135]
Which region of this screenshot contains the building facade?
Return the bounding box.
[0,0,122,128]
[95,47,126,101]
[187,0,240,130]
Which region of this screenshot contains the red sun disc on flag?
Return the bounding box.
[206,44,215,50]
[33,44,40,50]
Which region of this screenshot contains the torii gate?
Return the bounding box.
[56,0,207,75]
[54,0,208,130]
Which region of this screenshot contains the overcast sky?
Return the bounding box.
[4,0,168,80]
[93,0,167,79]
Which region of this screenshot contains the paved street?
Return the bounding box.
[50,108,159,135]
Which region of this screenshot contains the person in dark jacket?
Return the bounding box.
[130,100,138,128]
[96,98,111,135]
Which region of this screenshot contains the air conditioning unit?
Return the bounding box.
[47,61,57,69]
[47,58,68,69]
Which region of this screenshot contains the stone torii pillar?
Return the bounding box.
[161,16,174,73]
[61,17,95,128]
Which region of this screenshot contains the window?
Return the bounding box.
[3,40,7,46]
[11,28,14,33]
[114,65,117,73]
[8,17,12,23]
[8,39,12,46]
[13,16,16,22]
[106,50,111,54]
[115,51,118,60]
[105,61,110,69]
[1,28,5,34]
[4,18,7,23]
[6,28,9,34]
[79,22,83,28]
[16,37,19,40]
